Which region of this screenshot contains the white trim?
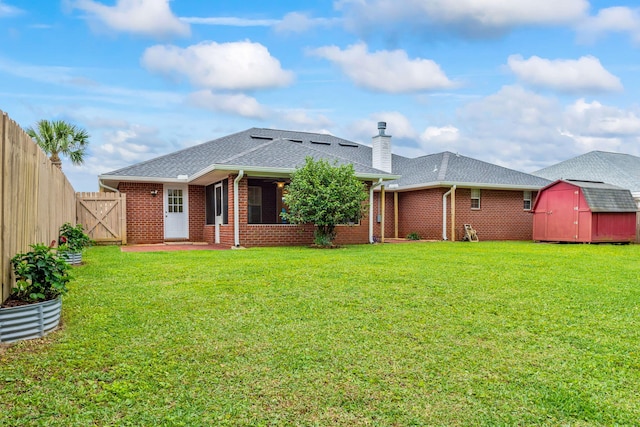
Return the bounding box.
[386,181,546,192]
[471,188,481,210]
[369,179,383,243]
[100,175,188,183]
[233,171,244,247]
[102,165,399,186]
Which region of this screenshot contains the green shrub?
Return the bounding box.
[58,222,93,252]
[407,232,421,240]
[10,243,71,303]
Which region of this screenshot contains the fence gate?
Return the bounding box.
[76,192,127,245]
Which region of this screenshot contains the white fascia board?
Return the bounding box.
[190,164,399,182]
[377,181,548,192]
[97,175,188,184]
[102,164,400,185]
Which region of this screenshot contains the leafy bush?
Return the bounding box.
[407,232,421,240]
[10,243,71,303]
[59,222,92,252]
[282,157,368,247]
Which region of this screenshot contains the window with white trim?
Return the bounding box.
[471,189,481,210]
[248,186,262,224]
[523,191,532,210]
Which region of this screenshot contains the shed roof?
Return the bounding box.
[549,180,638,213]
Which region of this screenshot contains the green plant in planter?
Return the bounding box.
[58,222,93,252]
[10,243,71,303]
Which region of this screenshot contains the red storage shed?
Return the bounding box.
[533,180,637,243]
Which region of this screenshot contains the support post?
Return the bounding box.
[451,186,456,242]
[381,185,386,243]
[394,191,398,239]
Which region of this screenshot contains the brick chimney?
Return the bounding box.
[372,121,392,173]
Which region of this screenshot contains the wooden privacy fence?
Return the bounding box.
[76,192,127,245]
[1,110,76,302]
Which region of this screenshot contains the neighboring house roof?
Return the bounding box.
[533,151,640,196]
[100,127,549,190]
[541,180,638,213]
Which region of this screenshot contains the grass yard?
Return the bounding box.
[1,241,639,426]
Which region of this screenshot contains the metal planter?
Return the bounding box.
[0,297,62,343]
[60,251,82,265]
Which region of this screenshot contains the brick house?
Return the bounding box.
[99,123,550,247]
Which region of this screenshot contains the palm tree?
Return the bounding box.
[25,120,90,169]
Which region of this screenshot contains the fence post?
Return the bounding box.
[1,111,7,302]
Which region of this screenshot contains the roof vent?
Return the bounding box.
[250,135,273,140]
[311,140,331,146]
[377,121,387,136]
[338,142,358,147]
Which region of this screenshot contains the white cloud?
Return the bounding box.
[563,99,640,143]
[187,90,268,119]
[0,1,23,17]
[274,12,340,34]
[336,0,588,37]
[576,7,640,44]
[343,112,423,157]
[87,123,167,171]
[456,85,640,171]
[278,109,334,131]
[180,16,278,26]
[420,126,460,145]
[70,0,190,38]
[142,41,294,90]
[507,55,622,93]
[310,43,455,93]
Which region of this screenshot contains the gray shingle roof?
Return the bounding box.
[102,128,390,179]
[101,127,550,189]
[533,151,640,193]
[565,180,637,212]
[389,152,550,188]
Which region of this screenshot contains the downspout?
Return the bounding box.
[442,185,456,240]
[98,179,119,193]
[369,179,383,243]
[233,170,244,247]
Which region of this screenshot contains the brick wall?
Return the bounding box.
[188,185,205,242]
[120,179,535,246]
[453,188,535,241]
[118,182,164,244]
[374,187,535,241]
[202,176,370,247]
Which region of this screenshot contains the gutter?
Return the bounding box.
[233,170,244,247]
[442,185,456,240]
[98,179,119,193]
[186,164,401,183]
[384,181,547,192]
[369,179,383,243]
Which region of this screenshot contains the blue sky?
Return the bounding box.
[1,0,640,191]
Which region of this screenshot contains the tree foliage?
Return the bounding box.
[26,119,90,169]
[282,157,368,246]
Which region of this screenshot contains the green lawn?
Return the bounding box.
[1,242,639,426]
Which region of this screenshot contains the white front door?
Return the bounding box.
[214,183,223,244]
[164,184,189,239]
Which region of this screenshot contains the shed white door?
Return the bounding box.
[164,184,189,239]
